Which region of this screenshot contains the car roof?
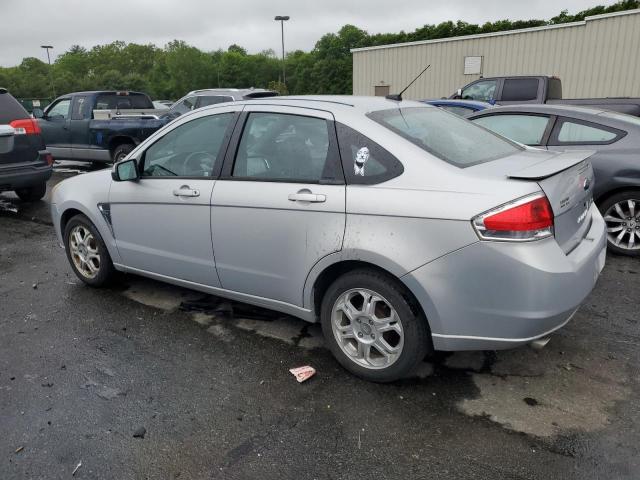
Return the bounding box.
[472,104,607,116]
[61,90,149,96]
[188,88,275,96]
[468,103,640,130]
[236,95,429,113]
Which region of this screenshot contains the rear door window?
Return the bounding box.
[232,112,339,183]
[550,119,622,145]
[71,96,88,120]
[472,114,552,145]
[501,78,540,101]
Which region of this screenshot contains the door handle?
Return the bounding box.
[173,185,200,197]
[288,192,326,203]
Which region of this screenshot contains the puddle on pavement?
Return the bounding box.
[120,275,631,440]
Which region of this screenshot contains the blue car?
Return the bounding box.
[422,99,494,117]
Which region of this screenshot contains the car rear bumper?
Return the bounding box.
[402,204,607,351]
[0,155,52,191]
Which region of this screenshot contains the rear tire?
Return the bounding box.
[112,143,135,163]
[64,214,116,287]
[15,183,46,202]
[320,268,431,382]
[600,190,640,257]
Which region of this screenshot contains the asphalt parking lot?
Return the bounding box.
[1,166,639,479]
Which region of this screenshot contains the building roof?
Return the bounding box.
[350,8,640,53]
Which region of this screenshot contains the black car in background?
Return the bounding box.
[0,88,53,202]
[469,104,640,256]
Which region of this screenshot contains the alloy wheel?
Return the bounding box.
[331,288,404,370]
[69,225,101,279]
[604,199,640,251]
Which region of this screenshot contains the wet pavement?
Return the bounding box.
[1,167,639,479]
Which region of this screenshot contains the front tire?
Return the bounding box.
[64,214,116,286]
[600,191,640,257]
[321,269,431,382]
[15,183,46,202]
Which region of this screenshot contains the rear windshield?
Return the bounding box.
[95,93,153,110]
[0,91,29,123]
[367,107,521,167]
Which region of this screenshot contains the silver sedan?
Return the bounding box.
[51,96,606,382]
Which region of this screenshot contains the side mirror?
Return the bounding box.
[32,108,44,119]
[112,158,139,182]
[0,125,15,154]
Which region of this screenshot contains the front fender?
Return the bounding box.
[51,170,120,264]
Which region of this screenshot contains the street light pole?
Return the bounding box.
[40,45,56,98]
[274,16,290,87]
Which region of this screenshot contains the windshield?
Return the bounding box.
[367,107,521,167]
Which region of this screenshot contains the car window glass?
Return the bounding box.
[47,99,71,119]
[501,79,539,101]
[71,96,87,120]
[142,113,233,177]
[557,121,617,143]
[336,123,403,184]
[440,105,473,116]
[0,92,29,123]
[171,96,198,115]
[461,80,497,102]
[94,94,152,110]
[233,113,331,182]
[472,114,550,145]
[198,96,234,107]
[368,107,520,168]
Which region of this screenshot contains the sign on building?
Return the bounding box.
[464,56,483,75]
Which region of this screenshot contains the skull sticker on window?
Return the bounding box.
[354,146,370,176]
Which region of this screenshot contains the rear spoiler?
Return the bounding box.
[508,150,595,180]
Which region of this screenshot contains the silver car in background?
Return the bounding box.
[50,97,606,382]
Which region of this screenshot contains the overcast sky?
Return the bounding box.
[0,0,620,67]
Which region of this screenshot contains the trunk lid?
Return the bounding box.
[508,150,595,254]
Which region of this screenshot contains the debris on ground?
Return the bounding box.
[133,426,146,438]
[289,365,316,383]
[15,446,24,453]
[32,283,38,289]
[72,461,82,476]
[96,387,125,400]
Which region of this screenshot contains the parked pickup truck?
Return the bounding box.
[33,91,168,163]
[451,76,640,116]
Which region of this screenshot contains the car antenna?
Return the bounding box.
[385,64,431,102]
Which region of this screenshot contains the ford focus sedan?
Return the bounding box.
[51,97,606,382]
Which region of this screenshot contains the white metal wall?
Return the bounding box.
[352,9,640,99]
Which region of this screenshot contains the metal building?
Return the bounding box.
[351,9,640,99]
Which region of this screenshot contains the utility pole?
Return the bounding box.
[274,16,290,87]
[40,45,56,98]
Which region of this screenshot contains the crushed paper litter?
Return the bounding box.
[289,365,316,383]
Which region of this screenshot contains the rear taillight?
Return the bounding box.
[472,193,554,241]
[10,118,41,135]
